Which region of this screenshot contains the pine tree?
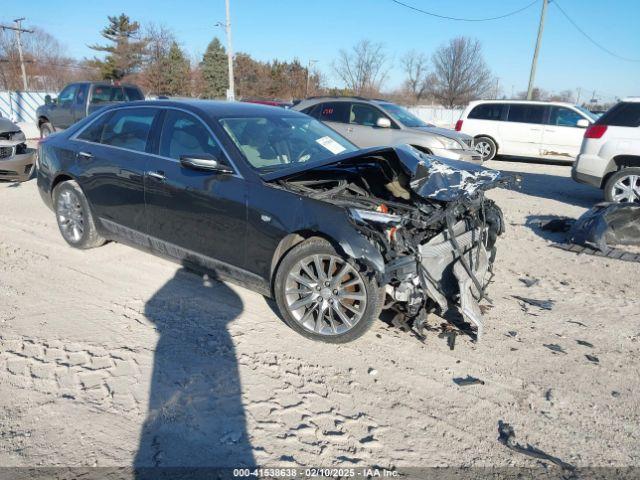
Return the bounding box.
[200,38,228,98]
[89,14,147,80]
[165,42,190,96]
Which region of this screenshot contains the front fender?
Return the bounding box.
[297,197,386,279]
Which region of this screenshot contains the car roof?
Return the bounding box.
[108,99,308,117]
[468,99,578,108]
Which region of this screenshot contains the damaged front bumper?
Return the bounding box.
[0,149,36,182]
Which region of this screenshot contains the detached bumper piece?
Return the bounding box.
[419,220,491,339]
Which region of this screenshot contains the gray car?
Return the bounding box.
[293,97,481,163]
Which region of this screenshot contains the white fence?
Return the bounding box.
[406,106,463,129]
[0,91,54,139]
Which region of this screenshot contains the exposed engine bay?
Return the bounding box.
[274,145,510,340]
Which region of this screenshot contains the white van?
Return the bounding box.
[456,100,597,161]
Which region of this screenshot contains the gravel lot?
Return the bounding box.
[1,159,639,469]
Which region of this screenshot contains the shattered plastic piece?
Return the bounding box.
[577,340,594,348]
[512,295,554,311]
[497,421,575,471]
[585,354,600,364]
[453,375,485,386]
[519,277,540,288]
[543,344,567,354]
[568,202,640,251]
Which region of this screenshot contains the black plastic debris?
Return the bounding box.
[567,320,588,327]
[585,354,600,364]
[543,343,567,354]
[569,202,640,251]
[453,375,485,386]
[577,340,594,348]
[497,420,575,471]
[513,295,554,311]
[519,277,540,288]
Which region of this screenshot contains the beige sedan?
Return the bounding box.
[0,118,36,182]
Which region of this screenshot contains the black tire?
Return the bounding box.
[273,237,382,343]
[53,180,106,249]
[474,136,497,161]
[604,167,640,203]
[40,122,54,138]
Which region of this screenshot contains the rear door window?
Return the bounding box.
[91,86,126,104]
[99,108,157,152]
[468,103,504,121]
[596,102,640,127]
[318,102,350,123]
[506,104,546,124]
[77,112,113,143]
[124,87,144,101]
[548,107,584,127]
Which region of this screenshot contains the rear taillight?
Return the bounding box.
[455,119,463,131]
[585,125,607,139]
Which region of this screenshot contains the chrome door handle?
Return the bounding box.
[78,151,93,160]
[146,171,166,181]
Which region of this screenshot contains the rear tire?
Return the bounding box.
[475,136,497,161]
[273,237,381,343]
[40,122,54,138]
[53,180,106,249]
[604,167,640,203]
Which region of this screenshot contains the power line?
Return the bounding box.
[553,1,640,63]
[388,0,539,22]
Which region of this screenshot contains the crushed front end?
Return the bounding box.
[274,145,509,340]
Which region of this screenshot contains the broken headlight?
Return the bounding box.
[349,208,402,225]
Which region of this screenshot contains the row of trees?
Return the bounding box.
[1,13,597,108]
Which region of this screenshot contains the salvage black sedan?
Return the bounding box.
[37,100,505,343]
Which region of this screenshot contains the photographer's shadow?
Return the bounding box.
[134,267,255,469]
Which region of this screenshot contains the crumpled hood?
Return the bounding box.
[0,117,25,145]
[264,144,505,202]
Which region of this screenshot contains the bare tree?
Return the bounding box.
[139,24,174,95]
[333,40,388,96]
[401,50,431,104]
[0,27,92,91]
[430,37,493,108]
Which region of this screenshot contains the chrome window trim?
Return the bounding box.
[71,104,244,179]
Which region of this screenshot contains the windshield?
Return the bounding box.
[379,103,432,128]
[575,105,597,122]
[219,116,358,173]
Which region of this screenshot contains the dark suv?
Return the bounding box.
[36,82,144,137]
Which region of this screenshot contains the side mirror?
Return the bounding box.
[44,95,56,105]
[376,117,391,128]
[576,118,590,128]
[180,153,233,174]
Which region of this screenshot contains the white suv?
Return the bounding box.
[572,98,640,203]
[456,100,596,161]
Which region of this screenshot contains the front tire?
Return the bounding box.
[274,238,382,343]
[53,180,106,249]
[475,136,497,161]
[604,167,640,203]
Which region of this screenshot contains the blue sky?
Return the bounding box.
[4,0,639,101]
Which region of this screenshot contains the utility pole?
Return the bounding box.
[576,87,582,105]
[0,19,33,91]
[224,0,235,101]
[305,59,317,98]
[526,0,548,100]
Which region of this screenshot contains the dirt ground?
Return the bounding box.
[0,158,639,470]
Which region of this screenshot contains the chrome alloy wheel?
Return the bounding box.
[56,189,85,243]
[611,174,640,203]
[475,141,491,159]
[284,254,367,336]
